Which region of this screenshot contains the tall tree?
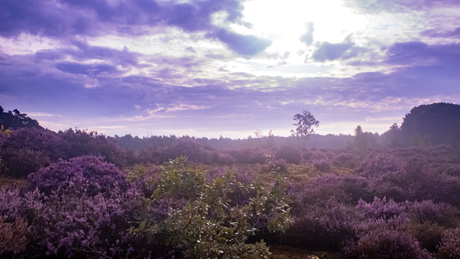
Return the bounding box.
[354,125,368,150]
[0,106,42,129]
[292,110,319,138]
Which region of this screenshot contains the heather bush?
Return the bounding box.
[58,128,127,167]
[356,197,407,221]
[271,158,289,173]
[408,200,459,228]
[23,188,145,258]
[230,148,268,164]
[313,158,332,172]
[1,147,51,178]
[0,157,149,258]
[332,151,360,169]
[343,219,433,259]
[274,145,302,164]
[407,200,460,253]
[438,228,460,259]
[162,138,213,164]
[27,155,130,196]
[213,151,237,165]
[284,197,357,251]
[359,152,406,177]
[291,174,371,209]
[135,146,163,164]
[0,215,28,257]
[369,163,460,206]
[1,127,69,161]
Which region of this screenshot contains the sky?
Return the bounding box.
[1,0,459,139]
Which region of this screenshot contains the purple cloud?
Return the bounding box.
[0,0,270,57]
[344,0,460,13]
[312,37,365,62]
[210,29,272,57]
[420,28,460,39]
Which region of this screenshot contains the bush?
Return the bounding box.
[284,197,357,251]
[58,129,127,167]
[360,152,405,178]
[27,155,130,196]
[132,156,292,258]
[0,215,28,257]
[1,147,51,178]
[274,145,302,164]
[1,127,69,161]
[343,220,433,259]
[438,228,460,259]
[313,158,332,172]
[0,157,148,258]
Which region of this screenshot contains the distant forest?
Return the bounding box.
[1,102,460,152]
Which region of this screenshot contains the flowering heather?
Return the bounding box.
[27,155,130,196]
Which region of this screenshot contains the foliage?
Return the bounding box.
[400,102,460,146]
[0,215,28,257]
[274,145,302,164]
[0,106,42,130]
[0,127,69,177]
[132,156,292,258]
[58,128,127,167]
[1,157,146,258]
[27,155,130,196]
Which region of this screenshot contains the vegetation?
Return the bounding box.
[2,102,460,258]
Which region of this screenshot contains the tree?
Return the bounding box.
[0,106,42,130]
[292,110,319,138]
[354,125,368,150]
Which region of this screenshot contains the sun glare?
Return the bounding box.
[242,0,366,49]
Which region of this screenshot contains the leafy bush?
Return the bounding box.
[132,156,292,258]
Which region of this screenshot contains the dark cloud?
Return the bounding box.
[210,29,272,57]
[299,22,314,46]
[385,41,460,67]
[420,28,460,39]
[0,0,269,57]
[55,62,119,77]
[312,37,365,62]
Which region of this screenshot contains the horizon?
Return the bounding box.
[1,0,459,139]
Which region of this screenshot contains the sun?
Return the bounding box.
[240,0,366,51]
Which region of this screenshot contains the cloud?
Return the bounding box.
[344,0,460,13]
[299,22,314,46]
[210,28,272,57]
[55,62,119,77]
[0,0,270,57]
[385,41,460,68]
[311,37,365,62]
[420,27,460,39]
